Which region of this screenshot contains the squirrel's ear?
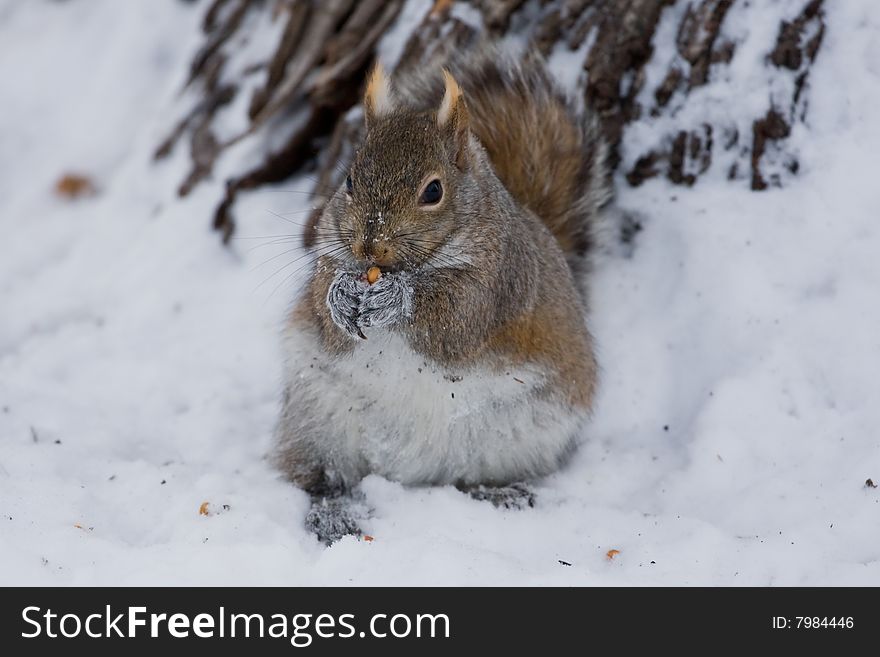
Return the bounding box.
[437,69,470,169]
[364,62,394,126]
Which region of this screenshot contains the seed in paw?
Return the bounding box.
[366,266,381,285]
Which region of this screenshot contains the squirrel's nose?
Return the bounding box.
[357,217,396,266]
[362,238,396,267]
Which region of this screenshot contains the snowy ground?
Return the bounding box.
[1,0,878,586]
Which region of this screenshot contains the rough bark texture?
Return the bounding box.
[157,0,825,243]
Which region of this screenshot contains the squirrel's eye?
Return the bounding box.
[419,179,443,205]
[345,175,353,194]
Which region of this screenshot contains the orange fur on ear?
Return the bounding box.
[438,69,470,168]
[437,69,463,127]
[364,62,394,123]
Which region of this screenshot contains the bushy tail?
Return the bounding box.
[452,50,610,272]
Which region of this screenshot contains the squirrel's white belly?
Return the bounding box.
[280,328,585,486]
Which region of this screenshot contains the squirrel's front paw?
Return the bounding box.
[327,270,367,339]
[357,272,414,330]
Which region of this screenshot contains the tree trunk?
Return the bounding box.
[156,0,825,243]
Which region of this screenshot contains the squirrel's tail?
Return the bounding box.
[425,49,611,278]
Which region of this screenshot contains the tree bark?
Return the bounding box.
[156,0,826,243]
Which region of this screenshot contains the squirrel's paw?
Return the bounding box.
[357,272,414,330]
[467,483,536,510]
[326,270,367,339]
[306,490,371,546]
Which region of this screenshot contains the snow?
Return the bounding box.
[378,0,434,69]
[1,0,879,585]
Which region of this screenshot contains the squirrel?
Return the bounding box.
[274,48,610,539]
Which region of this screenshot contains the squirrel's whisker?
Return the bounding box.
[244,238,299,254]
[239,229,350,254]
[250,247,305,271]
[263,245,351,302]
[252,236,349,270]
[254,244,349,293]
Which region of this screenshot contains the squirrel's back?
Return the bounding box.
[395,48,611,278]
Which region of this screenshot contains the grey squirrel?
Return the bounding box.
[274,49,610,542]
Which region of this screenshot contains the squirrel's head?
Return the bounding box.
[332,63,474,272]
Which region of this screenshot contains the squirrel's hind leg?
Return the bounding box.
[304,476,372,546]
[464,483,536,510]
[306,491,370,546]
